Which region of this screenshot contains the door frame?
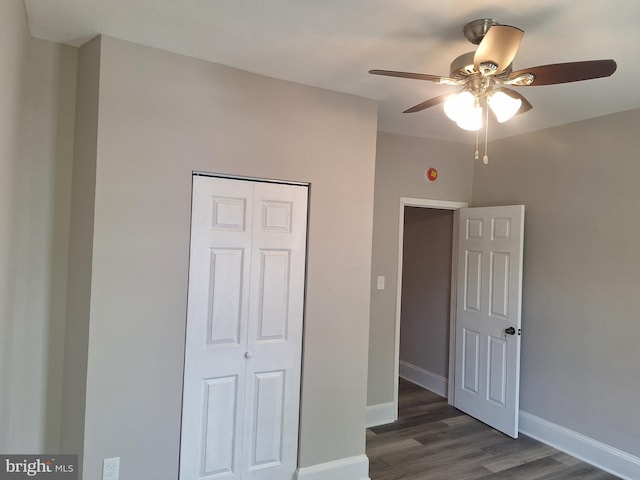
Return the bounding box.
[392,197,468,416]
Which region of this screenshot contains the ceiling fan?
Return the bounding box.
[369,19,617,161]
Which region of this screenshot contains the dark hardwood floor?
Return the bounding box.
[366,379,619,480]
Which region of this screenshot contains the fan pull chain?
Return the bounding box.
[474,129,479,161]
[483,104,489,164]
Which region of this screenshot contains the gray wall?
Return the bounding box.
[472,108,640,458]
[0,0,29,451]
[399,207,453,378]
[0,0,77,453]
[66,36,377,479]
[368,131,473,407]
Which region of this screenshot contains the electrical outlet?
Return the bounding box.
[102,457,120,480]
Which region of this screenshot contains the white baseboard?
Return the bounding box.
[519,411,640,480]
[365,401,396,428]
[399,360,448,398]
[295,454,369,480]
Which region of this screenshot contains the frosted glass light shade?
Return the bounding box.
[444,91,474,122]
[456,104,483,131]
[488,91,522,123]
[444,91,482,131]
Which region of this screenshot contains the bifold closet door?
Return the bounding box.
[180,175,308,480]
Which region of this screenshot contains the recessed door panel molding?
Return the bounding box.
[464,250,482,313]
[462,329,480,395]
[202,376,240,477]
[256,250,291,342]
[489,251,510,319]
[466,218,484,240]
[249,370,286,468]
[488,336,507,407]
[260,200,293,233]
[491,217,512,240]
[181,175,308,480]
[207,248,245,346]
[454,205,524,439]
[212,196,247,231]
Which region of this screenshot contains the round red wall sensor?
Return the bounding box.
[426,167,438,182]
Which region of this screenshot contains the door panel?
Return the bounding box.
[488,337,507,406]
[454,205,524,438]
[181,179,253,480]
[181,176,307,480]
[202,375,241,477]
[256,250,291,341]
[207,248,245,345]
[490,252,510,318]
[250,370,286,467]
[464,250,482,312]
[244,182,307,480]
[462,328,480,395]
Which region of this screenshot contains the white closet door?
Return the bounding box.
[180,176,308,480]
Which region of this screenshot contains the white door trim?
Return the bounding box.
[393,197,468,417]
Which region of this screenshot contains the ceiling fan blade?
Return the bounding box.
[474,25,524,75]
[493,87,533,115]
[403,95,450,113]
[369,69,459,85]
[508,59,617,86]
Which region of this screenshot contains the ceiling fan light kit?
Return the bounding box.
[444,91,478,130]
[369,18,617,163]
[444,89,522,131]
[487,91,522,123]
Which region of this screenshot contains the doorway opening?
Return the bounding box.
[392,197,467,415]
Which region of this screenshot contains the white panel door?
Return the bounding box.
[181,176,307,480]
[242,182,307,480]
[454,205,524,438]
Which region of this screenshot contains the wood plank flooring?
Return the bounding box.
[366,379,619,480]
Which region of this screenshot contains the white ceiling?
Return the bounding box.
[24,0,640,144]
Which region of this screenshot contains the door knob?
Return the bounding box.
[505,327,516,336]
[244,351,252,359]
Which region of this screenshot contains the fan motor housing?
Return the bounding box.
[449,51,476,78]
[463,18,499,44]
[449,51,513,79]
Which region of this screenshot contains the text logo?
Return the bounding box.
[0,455,77,480]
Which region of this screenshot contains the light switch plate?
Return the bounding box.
[376,275,385,290]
